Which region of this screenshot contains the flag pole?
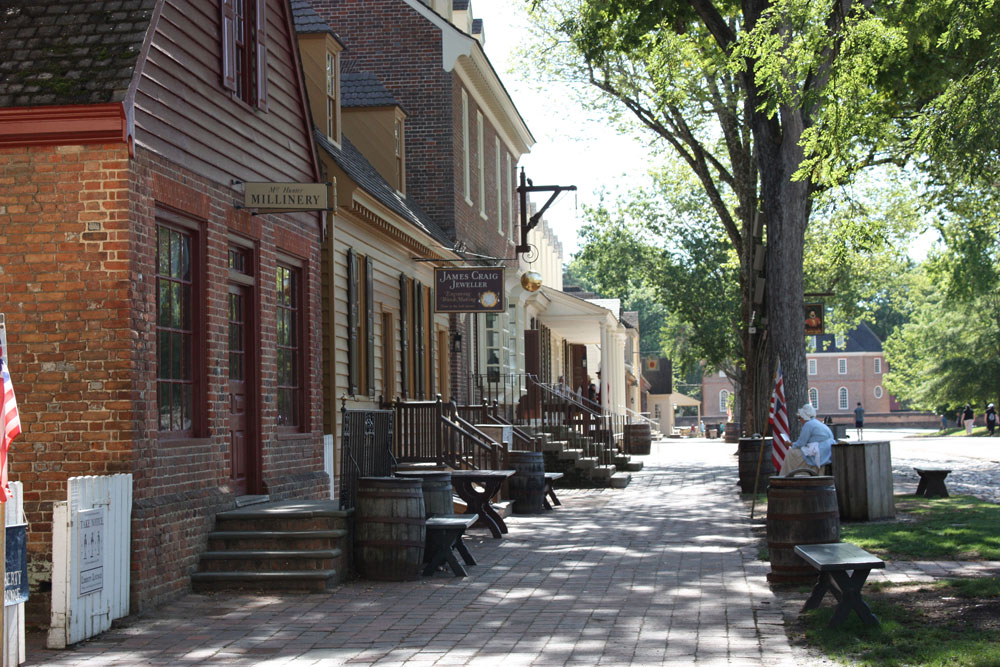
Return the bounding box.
[750,363,779,520]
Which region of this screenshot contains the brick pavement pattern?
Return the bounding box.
[26,440,802,666]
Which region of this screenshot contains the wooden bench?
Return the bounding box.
[794,542,885,628]
[915,468,951,498]
[544,472,564,510]
[424,515,478,577]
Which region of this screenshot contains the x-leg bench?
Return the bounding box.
[795,543,885,628]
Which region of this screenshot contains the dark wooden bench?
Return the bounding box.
[424,514,478,577]
[915,468,951,498]
[794,542,885,628]
[544,472,564,510]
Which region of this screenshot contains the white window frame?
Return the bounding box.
[719,370,726,378]
[462,90,471,204]
[808,358,817,375]
[809,387,818,409]
[495,137,503,233]
[719,389,729,414]
[874,386,883,399]
[325,51,340,143]
[477,110,486,218]
[874,357,882,374]
[835,333,845,349]
[507,153,514,243]
[838,387,849,410]
[838,358,847,375]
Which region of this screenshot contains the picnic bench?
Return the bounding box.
[795,542,885,628]
[544,472,563,510]
[914,468,951,498]
[424,515,478,577]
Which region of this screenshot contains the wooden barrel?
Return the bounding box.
[737,437,775,493]
[624,423,652,455]
[355,477,426,581]
[396,470,454,517]
[766,475,840,584]
[507,450,546,514]
[724,422,741,443]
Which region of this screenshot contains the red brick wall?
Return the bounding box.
[1,142,326,622]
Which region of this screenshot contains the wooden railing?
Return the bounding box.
[456,400,541,452]
[390,396,502,470]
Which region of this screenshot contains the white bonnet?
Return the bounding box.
[797,404,817,420]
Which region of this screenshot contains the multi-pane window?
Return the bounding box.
[484,311,501,383]
[874,357,882,374]
[835,333,845,349]
[399,275,433,399]
[461,90,470,202]
[719,389,729,414]
[809,387,818,409]
[495,137,503,233]
[808,358,817,375]
[347,250,374,396]
[477,111,485,217]
[156,225,195,433]
[394,118,405,193]
[838,387,849,410]
[221,0,267,108]
[326,51,338,140]
[838,358,847,374]
[276,264,302,428]
[506,304,517,376]
[506,152,515,243]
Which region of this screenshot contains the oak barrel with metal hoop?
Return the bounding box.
[355,477,426,581]
[737,436,775,493]
[766,474,840,583]
[507,450,546,514]
[624,423,652,455]
[395,470,454,517]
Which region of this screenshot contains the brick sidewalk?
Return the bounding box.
[26,440,806,666]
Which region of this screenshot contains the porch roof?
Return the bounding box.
[535,287,620,344]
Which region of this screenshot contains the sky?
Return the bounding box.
[474,3,655,259]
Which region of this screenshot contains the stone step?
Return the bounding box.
[575,456,598,470]
[558,448,583,461]
[541,439,569,452]
[610,472,632,488]
[198,549,341,573]
[625,461,644,472]
[191,569,339,593]
[590,464,617,480]
[207,529,346,551]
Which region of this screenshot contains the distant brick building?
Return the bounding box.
[1,0,325,620]
[702,323,930,428]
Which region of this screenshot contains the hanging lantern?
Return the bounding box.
[520,270,543,292]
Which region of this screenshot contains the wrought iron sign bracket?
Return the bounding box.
[516,168,576,255]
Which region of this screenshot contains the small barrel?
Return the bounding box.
[724,422,741,443]
[737,436,775,493]
[396,470,454,517]
[507,450,546,514]
[355,477,426,581]
[766,475,840,584]
[624,423,652,455]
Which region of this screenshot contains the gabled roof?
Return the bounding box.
[0,0,155,108]
[314,128,451,247]
[341,72,402,110]
[813,322,883,354]
[290,0,342,43]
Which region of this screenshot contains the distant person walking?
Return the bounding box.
[853,402,865,440]
[963,404,975,435]
[986,403,997,437]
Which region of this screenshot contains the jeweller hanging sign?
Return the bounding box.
[435,267,505,313]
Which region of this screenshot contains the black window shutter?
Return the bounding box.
[366,256,375,396]
[347,248,358,395]
[399,273,409,398]
[220,0,237,91]
[254,0,268,109]
[414,281,425,398]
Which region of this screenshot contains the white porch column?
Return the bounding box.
[599,322,609,412]
[614,330,626,415]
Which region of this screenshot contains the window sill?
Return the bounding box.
[276,431,313,441]
[156,434,213,446]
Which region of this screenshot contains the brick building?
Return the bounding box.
[701,323,928,428]
[1,0,325,620]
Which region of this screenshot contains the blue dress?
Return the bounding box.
[792,419,835,467]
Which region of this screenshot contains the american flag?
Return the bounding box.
[1,339,22,503]
[769,361,791,471]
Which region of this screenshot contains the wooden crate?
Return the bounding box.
[832,441,895,521]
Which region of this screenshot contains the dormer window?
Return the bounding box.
[394,117,405,194]
[221,0,267,108]
[326,51,339,141]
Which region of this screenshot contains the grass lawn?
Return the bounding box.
[842,494,1000,560]
[796,577,1000,666]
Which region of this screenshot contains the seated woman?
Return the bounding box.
[780,404,835,475]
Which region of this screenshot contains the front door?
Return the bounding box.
[228,283,253,495]
[570,343,588,395]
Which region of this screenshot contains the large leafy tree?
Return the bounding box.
[525,0,998,434]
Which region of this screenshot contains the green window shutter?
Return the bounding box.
[347,248,358,395]
[366,256,375,397]
[399,273,409,398]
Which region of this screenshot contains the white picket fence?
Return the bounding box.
[47,474,132,649]
[323,434,335,500]
[5,482,25,666]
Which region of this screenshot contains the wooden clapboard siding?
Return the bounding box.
[342,107,402,188]
[135,0,315,188]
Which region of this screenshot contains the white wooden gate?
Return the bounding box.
[47,474,132,648]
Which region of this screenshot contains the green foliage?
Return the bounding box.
[841,495,1000,560]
